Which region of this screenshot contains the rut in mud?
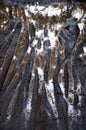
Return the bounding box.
[0,2,86,130]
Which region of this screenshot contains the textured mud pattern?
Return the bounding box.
[0,2,86,130]
[1,0,86,6]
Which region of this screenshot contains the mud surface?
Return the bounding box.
[0,2,86,130]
